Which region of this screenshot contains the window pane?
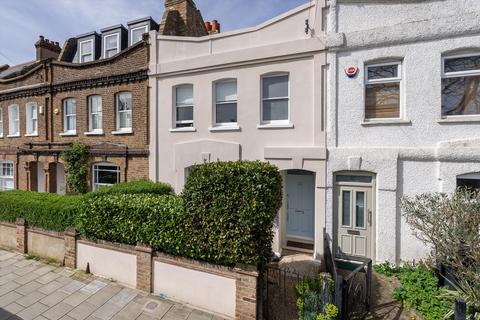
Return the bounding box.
[444,56,480,73]
[336,175,373,183]
[442,76,480,116]
[263,99,288,121]
[81,41,92,54]
[117,93,132,111]
[263,75,288,99]
[105,35,117,49]
[342,191,351,226]
[132,28,146,44]
[365,83,400,119]
[106,49,117,58]
[67,116,76,131]
[356,192,365,228]
[81,54,93,63]
[176,106,193,122]
[96,166,119,185]
[65,100,76,114]
[176,86,193,106]
[216,81,237,102]
[216,103,237,124]
[367,64,399,80]
[120,111,132,129]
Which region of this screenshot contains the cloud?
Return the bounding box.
[0,0,309,65]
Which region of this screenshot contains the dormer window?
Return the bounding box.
[131,26,148,45]
[104,34,120,58]
[79,40,94,63]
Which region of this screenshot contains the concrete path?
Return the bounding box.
[0,249,226,320]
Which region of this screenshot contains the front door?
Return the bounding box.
[336,185,373,258]
[286,172,315,243]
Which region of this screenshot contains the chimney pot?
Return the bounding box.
[39,35,45,41]
[211,20,220,33]
[204,21,212,32]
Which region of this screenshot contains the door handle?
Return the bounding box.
[368,210,372,226]
[295,210,304,214]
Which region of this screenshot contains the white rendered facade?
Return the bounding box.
[326,0,480,263]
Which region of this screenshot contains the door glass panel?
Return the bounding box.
[356,192,365,228]
[342,190,351,226]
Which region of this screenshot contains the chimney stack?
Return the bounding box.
[35,35,62,61]
[159,0,208,37]
[0,64,9,73]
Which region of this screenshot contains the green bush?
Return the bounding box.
[181,161,283,265]
[86,180,173,198]
[295,274,337,320]
[392,265,450,320]
[0,190,81,231]
[62,142,89,194]
[75,194,185,254]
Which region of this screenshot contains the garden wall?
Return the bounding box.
[0,219,259,320]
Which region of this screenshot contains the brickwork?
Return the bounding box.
[235,265,259,320]
[0,64,45,91]
[64,227,77,268]
[15,218,27,253]
[135,245,153,292]
[160,0,208,36]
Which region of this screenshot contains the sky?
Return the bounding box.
[0,0,310,66]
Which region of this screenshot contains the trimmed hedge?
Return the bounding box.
[75,194,185,254]
[76,161,282,266]
[85,180,173,198]
[0,191,81,231]
[182,161,283,265]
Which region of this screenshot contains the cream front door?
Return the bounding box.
[336,186,373,258]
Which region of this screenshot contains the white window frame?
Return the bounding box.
[115,92,132,132]
[441,53,480,118]
[88,95,103,133]
[25,102,38,136]
[92,163,120,191]
[63,98,77,134]
[0,108,3,138]
[364,61,403,120]
[174,84,194,128]
[79,39,94,63]
[8,104,20,137]
[0,160,14,191]
[103,33,120,59]
[214,79,238,127]
[260,73,290,125]
[130,25,148,45]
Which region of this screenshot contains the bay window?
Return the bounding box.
[92,163,120,191]
[0,161,14,191]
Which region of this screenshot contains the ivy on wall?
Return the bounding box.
[62,142,89,194]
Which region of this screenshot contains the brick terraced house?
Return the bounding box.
[0,0,207,194]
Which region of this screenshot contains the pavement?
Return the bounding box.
[0,249,227,320]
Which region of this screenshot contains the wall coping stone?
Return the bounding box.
[78,238,137,255]
[27,227,64,240]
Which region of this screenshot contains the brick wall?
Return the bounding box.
[0,64,46,91]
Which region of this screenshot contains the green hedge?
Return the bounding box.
[85,180,173,198]
[0,191,81,231]
[76,194,185,254]
[182,161,283,265]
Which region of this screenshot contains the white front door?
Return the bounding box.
[286,173,315,242]
[336,185,373,258]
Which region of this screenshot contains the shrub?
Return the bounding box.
[393,265,450,320]
[86,179,173,198]
[181,161,282,265]
[295,273,337,320]
[0,190,81,231]
[62,142,89,194]
[401,188,480,314]
[75,194,185,254]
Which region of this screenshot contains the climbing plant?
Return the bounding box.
[62,142,89,194]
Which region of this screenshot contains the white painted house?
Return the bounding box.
[149,2,327,259]
[326,0,480,263]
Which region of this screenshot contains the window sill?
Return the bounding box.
[170,127,197,133]
[437,116,480,124]
[257,123,294,129]
[112,129,133,135]
[85,130,104,136]
[60,132,77,137]
[25,133,39,137]
[209,125,241,132]
[361,119,411,126]
[7,134,20,138]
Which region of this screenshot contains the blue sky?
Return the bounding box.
[0,0,309,66]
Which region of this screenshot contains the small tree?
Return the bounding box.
[62,142,89,194]
[401,188,480,315]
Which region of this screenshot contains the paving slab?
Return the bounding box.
[0,250,224,320]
